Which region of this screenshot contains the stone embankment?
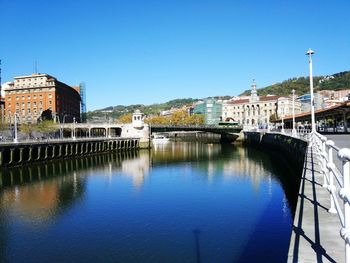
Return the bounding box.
[0,137,143,167]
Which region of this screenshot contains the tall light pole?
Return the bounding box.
[306,48,316,132]
[267,109,270,132]
[72,117,76,140]
[13,113,18,143]
[292,89,297,136]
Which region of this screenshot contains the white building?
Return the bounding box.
[222,81,279,129]
[277,96,302,119]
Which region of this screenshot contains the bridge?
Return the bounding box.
[150,124,243,142]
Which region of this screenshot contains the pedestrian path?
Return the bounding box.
[288,145,344,263]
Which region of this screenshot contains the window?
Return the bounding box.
[39,94,42,99]
[16,96,19,101]
[7,97,11,101]
[28,109,31,113]
[39,101,42,106]
[28,96,31,99]
[33,102,36,107]
[48,94,52,99]
[22,103,25,108]
[49,101,52,105]
[34,95,37,99]
[22,96,25,100]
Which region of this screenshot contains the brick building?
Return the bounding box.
[4,73,81,124]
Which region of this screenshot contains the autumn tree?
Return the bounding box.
[117,113,133,123]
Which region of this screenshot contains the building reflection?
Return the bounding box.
[0,142,298,223]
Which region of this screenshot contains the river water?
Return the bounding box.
[0,141,298,263]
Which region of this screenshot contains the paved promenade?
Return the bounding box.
[288,143,344,262]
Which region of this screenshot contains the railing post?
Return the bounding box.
[326,140,336,213]
[338,148,350,263]
[322,137,328,188]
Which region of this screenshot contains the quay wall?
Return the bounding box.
[0,137,146,167]
[243,132,307,171]
[244,132,308,213]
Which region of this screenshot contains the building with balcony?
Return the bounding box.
[4,73,81,124]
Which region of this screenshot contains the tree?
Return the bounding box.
[117,113,133,123]
[36,120,57,134]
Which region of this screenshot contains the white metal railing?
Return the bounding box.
[310,131,350,263]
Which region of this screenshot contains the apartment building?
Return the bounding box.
[4,73,81,124]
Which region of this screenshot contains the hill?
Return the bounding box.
[240,70,350,97]
[87,70,349,121]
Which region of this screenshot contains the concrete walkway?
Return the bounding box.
[288,145,344,263]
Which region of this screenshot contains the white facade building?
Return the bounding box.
[222,81,279,130]
[277,96,302,118]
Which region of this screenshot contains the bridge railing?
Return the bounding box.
[311,131,350,263]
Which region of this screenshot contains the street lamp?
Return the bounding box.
[72,117,76,140]
[13,113,18,143]
[281,116,285,134]
[108,117,111,138]
[292,89,297,136]
[306,48,316,132]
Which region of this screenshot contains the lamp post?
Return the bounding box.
[13,113,18,143]
[72,117,76,140]
[108,117,111,138]
[292,89,297,136]
[306,48,316,133]
[281,115,285,134]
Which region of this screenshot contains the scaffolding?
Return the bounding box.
[80,82,87,123]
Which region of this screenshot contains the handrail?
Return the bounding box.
[310,131,350,263]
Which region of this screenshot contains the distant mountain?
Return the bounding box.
[239,70,350,97]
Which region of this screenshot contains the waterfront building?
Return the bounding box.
[4,73,81,124]
[277,96,301,118]
[297,93,323,113]
[222,81,279,129]
[193,99,222,125]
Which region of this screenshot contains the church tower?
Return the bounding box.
[249,79,259,103]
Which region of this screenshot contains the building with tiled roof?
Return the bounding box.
[222,81,301,129]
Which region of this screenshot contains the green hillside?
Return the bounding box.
[240,70,350,97]
[87,71,350,122]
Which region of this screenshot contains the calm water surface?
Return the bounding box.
[0,142,297,263]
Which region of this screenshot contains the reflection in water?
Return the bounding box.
[0,142,298,263]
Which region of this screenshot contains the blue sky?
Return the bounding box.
[1,0,349,110]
